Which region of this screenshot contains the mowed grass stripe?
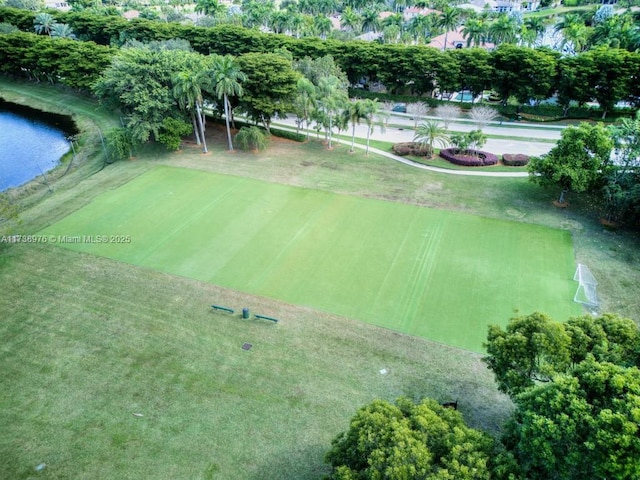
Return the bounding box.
[41,166,581,351]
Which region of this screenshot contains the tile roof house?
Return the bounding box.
[428,27,494,50]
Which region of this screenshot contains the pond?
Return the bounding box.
[0,100,77,191]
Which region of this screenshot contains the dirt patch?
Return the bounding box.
[505,208,525,219]
[560,220,584,231]
[321,161,339,170]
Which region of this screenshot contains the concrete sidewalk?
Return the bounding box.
[270,120,529,178]
[273,114,557,158]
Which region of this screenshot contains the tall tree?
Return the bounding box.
[342,99,367,153]
[360,6,381,34]
[488,14,518,45]
[237,52,299,133]
[293,76,316,138]
[448,48,493,102]
[556,54,596,116]
[210,54,246,151]
[602,112,640,225]
[407,13,432,44]
[195,0,225,16]
[462,17,486,47]
[361,98,382,155]
[585,47,631,119]
[490,44,556,105]
[173,69,207,152]
[485,312,572,396]
[93,45,194,145]
[437,6,460,51]
[339,6,361,33]
[315,74,347,149]
[528,123,613,204]
[503,358,640,480]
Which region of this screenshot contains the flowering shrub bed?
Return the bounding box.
[502,153,530,166]
[439,148,498,167]
[392,142,431,157]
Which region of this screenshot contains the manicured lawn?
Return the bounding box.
[1,243,510,480]
[41,166,581,352]
[3,79,638,480]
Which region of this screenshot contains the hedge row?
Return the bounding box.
[502,153,530,166]
[439,148,499,167]
[391,142,431,156]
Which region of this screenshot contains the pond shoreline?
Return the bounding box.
[0,99,79,192]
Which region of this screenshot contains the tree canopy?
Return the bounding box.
[325,397,496,480]
[485,312,640,396]
[485,312,640,479]
[528,122,613,204]
[503,358,640,480]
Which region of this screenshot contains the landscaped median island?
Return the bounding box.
[40,165,581,352]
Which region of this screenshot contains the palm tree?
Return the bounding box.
[34,13,56,36]
[173,70,208,152]
[317,0,338,15]
[488,14,518,45]
[316,75,347,149]
[242,0,274,29]
[294,77,317,139]
[437,7,460,50]
[361,7,381,33]
[524,16,546,42]
[383,25,401,43]
[343,99,367,153]
[590,15,633,49]
[414,120,449,158]
[361,99,381,155]
[313,15,332,39]
[560,22,590,53]
[210,55,246,151]
[269,10,291,34]
[408,14,432,44]
[554,13,584,35]
[49,23,76,40]
[340,7,362,33]
[462,18,486,47]
[195,0,225,17]
[383,13,404,29]
[289,13,305,38]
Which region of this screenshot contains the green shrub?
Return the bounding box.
[234,126,270,151]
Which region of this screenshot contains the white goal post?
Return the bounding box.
[573,264,599,308]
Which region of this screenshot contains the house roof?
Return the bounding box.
[427,26,494,50]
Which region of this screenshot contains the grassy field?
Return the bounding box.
[1,79,639,479]
[41,166,580,352]
[1,243,512,480]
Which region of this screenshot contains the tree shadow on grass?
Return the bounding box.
[249,443,330,480]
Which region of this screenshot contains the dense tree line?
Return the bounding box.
[0,30,111,89]
[327,312,640,479]
[1,7,640,112]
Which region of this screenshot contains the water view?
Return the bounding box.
[0,106,72,191]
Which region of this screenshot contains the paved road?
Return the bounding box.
[273,112,561,157]
[269,118,531,177]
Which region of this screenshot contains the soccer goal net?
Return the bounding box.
[573,264,599,308]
